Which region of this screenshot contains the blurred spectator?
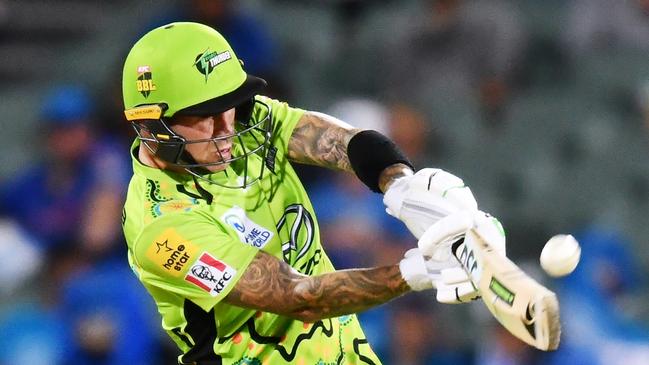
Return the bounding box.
[0,85,130,259]
[327,97,390,135]
[0,255,161,365]
[381,0,526,128]
[58,257,161,365]
[326,97,437,165]
[325,98,438,164]
[387,102,442,166]
[0,84,155,364]
[552,226,649,364]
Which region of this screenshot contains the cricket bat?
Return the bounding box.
[455,228,561,351]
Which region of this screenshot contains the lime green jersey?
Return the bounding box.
[122,96,381,365]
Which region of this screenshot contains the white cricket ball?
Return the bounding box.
[540,234,581,277]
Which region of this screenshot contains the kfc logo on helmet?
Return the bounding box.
[185,252,236,297]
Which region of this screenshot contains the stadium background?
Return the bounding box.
[0,0,648,364]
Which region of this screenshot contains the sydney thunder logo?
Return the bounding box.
[194,48,232,82]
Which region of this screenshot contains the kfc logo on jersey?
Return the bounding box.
[185,252,236,297]
[221,206,274,249]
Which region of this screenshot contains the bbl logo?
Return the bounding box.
[194,49,232,82]
[136,65,156,98]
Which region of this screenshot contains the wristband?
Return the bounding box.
[347,130,413,193]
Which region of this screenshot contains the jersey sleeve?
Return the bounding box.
[255,96,305,157]
[131,211,259,312]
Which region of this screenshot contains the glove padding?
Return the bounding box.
[399,212,474,295]
[388,169,505,304]
[417,210,506,303]
[387,168,480,303]
[384,168,478,239]
[400,248,481,303]
[435,267,481,303]
[416,210,480,303]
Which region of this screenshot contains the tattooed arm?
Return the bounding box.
[224,251,410,322]
[287,111,359,172]
[287,111,412,193]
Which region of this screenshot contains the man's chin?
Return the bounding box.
[205,162,230,172]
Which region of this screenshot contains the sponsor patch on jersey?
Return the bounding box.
[146,229,198,277]
[185,252,236,297]
[221,206,274,249]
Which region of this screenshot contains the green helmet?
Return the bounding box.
[122,22,272,188]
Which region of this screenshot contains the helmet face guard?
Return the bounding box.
[125,99,273,189]
[122,22,272,189]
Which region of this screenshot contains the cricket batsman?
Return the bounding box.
[121,22,504,364]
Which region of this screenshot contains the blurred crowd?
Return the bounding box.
[1,0,648,364]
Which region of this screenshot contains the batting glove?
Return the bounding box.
[384,168,478,239]
[386,168,479,303]
[399,212,474,294]
[418,210,507,304]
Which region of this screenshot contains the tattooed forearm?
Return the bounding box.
[224,251,300,309]
[224,251,410,322]
[288,111,361,172]
[378,163,414,193]
[291,265,410,322]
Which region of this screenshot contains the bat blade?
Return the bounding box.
[458,228,561,351]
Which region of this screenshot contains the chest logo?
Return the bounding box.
[277,204,316,273]
[221,206,274,249]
